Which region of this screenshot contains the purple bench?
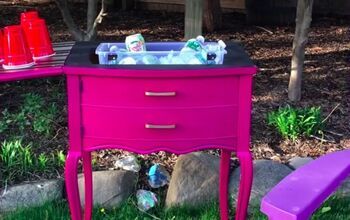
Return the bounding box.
[261,149,350,220]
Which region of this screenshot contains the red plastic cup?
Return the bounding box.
[20,11,40,25]
[22,18,55,60]
[2,25,34,70]
[0,29,4,63]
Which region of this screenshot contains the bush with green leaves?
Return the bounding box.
[267,106,324,141]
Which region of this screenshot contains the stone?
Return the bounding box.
[78,170,137,208]
[165,152,220,207]
[288,156,313,170]
[0,179,64,212]
[229,159,292,205]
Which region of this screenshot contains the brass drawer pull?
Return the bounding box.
[145,91,176,97]
[145,124,176,129]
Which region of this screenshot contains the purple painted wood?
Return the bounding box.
[0,41,73,82]
[261,149,350,220]
[63,41,257,220]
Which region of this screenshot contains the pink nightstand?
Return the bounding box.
[63,42,257,220]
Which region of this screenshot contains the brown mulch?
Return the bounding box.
[0,2,349,185]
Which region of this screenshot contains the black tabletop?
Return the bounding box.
[65,41,255,70]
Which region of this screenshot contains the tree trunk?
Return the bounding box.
[184,0,203,40]
[55,0,107,41]
[54,0,85,40]
[203,0,222,32]
[288,0,314,101]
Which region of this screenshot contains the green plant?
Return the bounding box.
[21,145,34,173]
[0,140,35,184]
[267,106,324,141]
[0,93,58,137]
[23,93,58,136]
[38,153,49,171]
[0,140,21,169]
[0,140,66,186]
[0,109,12,133]
[55,150,66,168]
[32,103,58,135]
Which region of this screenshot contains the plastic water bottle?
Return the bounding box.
[204,40,227,64]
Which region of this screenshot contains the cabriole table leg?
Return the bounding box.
[235,151,253,220]
[219,149,231,220]
[65,151,82,220]
[83,152,93,220]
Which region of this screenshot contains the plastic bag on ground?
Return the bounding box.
[114,155,141,172]
[136,189,158,211]
[147,164,170,188]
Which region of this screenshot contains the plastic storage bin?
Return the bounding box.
[95,42,227,65]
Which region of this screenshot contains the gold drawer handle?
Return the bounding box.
[145,91,176,97]
[145,124,176,129]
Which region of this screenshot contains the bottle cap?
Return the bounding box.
[196,35,205,43]
[218,40,227,49]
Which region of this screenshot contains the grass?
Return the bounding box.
[2,195,350,220]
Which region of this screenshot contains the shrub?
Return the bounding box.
[267,106,324,141]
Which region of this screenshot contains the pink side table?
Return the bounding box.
[63,42,257,220]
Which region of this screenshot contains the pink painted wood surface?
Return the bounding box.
[220,150,231,220]
[0,41,73,82]
[64,63,257,220]
[81,76,239,108]
[65,151,82,220]
[235,151,254,220]
[67,75,83,152]
[81,106,237,144]
[82,152,93,220]
[63,66,256,78]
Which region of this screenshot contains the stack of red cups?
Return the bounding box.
[21,11,55,60]
[1,10,55,70]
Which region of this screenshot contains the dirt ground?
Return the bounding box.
[0,2,349,183]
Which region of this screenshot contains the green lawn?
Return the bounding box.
[3,195,350,220]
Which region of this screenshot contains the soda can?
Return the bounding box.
[125,34,146,52]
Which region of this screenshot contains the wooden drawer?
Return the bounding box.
[80,76,239,108]
[81,105,237,143]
